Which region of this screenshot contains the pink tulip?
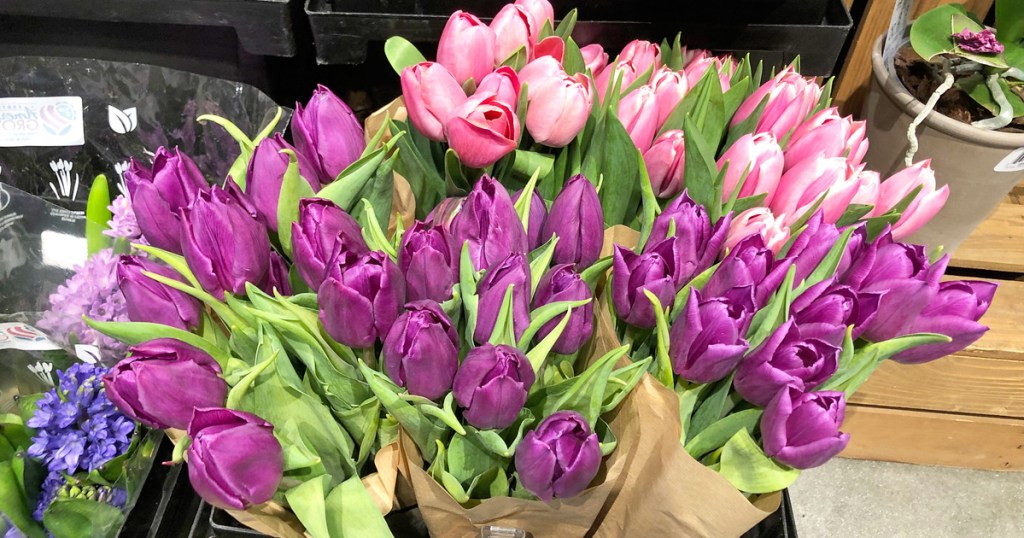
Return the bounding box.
[533,36,565,62]
[446,93,521,168]
[849,169,880,209]
[619,40,661,75]
[595,61,643,102]
[650,66,688,126]
[683,52,733,91]
[525,71,592,147]
[401,62,468,141]
[717,132,784,205]
[725,208,791,254]
[581,44,609,75]
[515,0,554,32]
[476,66,521,106]
[875,160,950,240]
[491,4,536,65]
[438,11,496,86]
[617,85,660,152]
[520,56,563,89]
[643,130,686,198]
[731,67,822,140]
[784,107,869,171]
[771,156,855,225]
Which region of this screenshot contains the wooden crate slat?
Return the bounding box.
[949,202,1024,274]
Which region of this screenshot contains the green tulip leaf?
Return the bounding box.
[519,298,591,354]
[600,357,652,414]
[276,150,315,257]
[717,429,800,494]
[528,235,559,295]
[0,461,45,538]
[488,285,519,347]
[687,374,737,440]
[514,168,542,240]
[325,476,394,537]
[794,226,854,295]
[643,289,674,388]
[446,433,505,485]
[85,174,113,256]
[84,318,231,368]
[555,9,578,40]
[384,36,427,76]
[526,344,629,427]
[563,37,587,75]
[676,381,710,444]
[685,408,763,460]
[357,360,447,461]
[746,264,797,349]
[43,498,125,538]
[459,242,481,344]
[286,475,332,538]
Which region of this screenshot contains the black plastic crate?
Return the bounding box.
[305,0,850,75]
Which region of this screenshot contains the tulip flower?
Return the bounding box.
[117,255,201,330]
[617,85,660,152]
[542,175,604,267]
[103,339,227,430]
[580,44,609,75]
[643,130,686,199]
[783,108,868,171]
[771,156,857,225]
[724,208,790,255]
[611,241,678,329]
[731,67,822,140]
[180,186,271,298]
[790,278,881,342]
[398,221,456,303]
[594,61,643,103]
[512,188,548,250]
[264,251,293,296]
[319,250,406,348]
[446,93,521,168]
[874,160,950,241]
[785,212,840,284]
[125,147,208,253]
[187,408,282,510]
[683,52,733,91]
[705,234,792,308]
[476,66,521,106]
[515,0,554,30]
[246,134,321,230]
[734,320,841,406]
[533,264,594,354]
[519,55,564,90]
[761,388,850,469]
[670,287,753,384]
[291,198,369,290]
[474,253,532,344]
[453,343,536,429]
[890,280,996,364]
[650,66,688,126]
[383,300,460,400]
[450,176,528,271]
[647,194,729,284]
[425,196,464,230]
[523,69,593,147]
[618,40,661,76]
[401,62,468,142]
[292,85,365,183]
[717,132,784,205]
[491,4,536,64]
[437,11,496,86]
[515,410,601,501]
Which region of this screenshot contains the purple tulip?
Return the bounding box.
[542,175,604,267]
[474,253,531,344]
[180,186,271,298]
[453,344,535,430]
[670,287,753,384]
[761,388,850,469]
[532,265,594,354]
[611,241,678,329]
[785,212,841,284]
[186,408,283,510]
[891,280,996,364]
[117,255,201,330]
[425,196,464,231]
[291,198,369,290]
[734,320,841,407]
[263,251,293,296]
[125,147,209,253]
[790,278,881,342]
[103,339,226,430]
[319,250,406,349]
[246,134,321,231]
[398,221,456,303]
[512,189,548,251]
[515,410,601,501]
[292,85,366,183]
[450,176,529,271]
[383,301,460,400]
[647,193,730,284]
[705,234,793,308]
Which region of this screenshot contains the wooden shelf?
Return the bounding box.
[949,202,1024,274]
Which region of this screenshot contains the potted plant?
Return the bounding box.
[862,1,1024,254]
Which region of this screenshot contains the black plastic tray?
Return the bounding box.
[305,0,850,75]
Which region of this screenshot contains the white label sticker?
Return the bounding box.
[0,323,61,351]
[994,147,1024,173]
[883,0,912,75]
[0,96,85,147]
[75,345,101,364]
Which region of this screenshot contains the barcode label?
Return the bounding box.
[994,147,1024,173]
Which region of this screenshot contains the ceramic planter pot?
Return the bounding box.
[862,34,1024,254]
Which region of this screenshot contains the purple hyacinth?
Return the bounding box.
[32,472,66,522]
[103,195,145,243]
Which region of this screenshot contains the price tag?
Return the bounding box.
[994,147,1024,173]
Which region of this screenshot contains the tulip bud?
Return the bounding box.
[891,280,996,364]
[476,66,521,106]
[264,251,293,296]
[125,147,208,253]
[519,56,563,90]
[670,287,753,383]
[117,255,201,330]
[731,67,822,140]
[401,62,468,142]
[103,339,226,429]
[533,265,594,354]
[437,11,496,86]
[187,408,283,510]
[292,85,366,183]
[542,175,604,267]
[618,40,661,76]
[734,319,841,406]
[650,66,688,126]
[474,253,532,344]
[398,221,456,303]
[647,194,729,284]
[683,53,733,91]
[783,108,868,171]
[450,176,529,271]
[446,93,521,168]
[785,211,841,284]
[180,186,271,298]
[515,410,601,501]
[761,388,850,469]
[643,130,686,198]
[426,196,464,231]
[717,133,784,205]
[453,343,535,429]
[611,241,678,329]
[512,188,548,250]
[291,198,369,290]
[849,169,880,209]
[724,208,790,255]
[319,250,406,348]
[790,278,881,341]
[580,44,609,74]
[874,160,949,241]
[491,4,536,64]
[515,0,554,34]
[523,69,593,147]
[383,300,460,400]
[771,156,856,225]
[246,134,321,231]
[705,234,792,308]
[617,85,660,152]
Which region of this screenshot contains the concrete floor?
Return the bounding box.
[788,458,1024,537]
